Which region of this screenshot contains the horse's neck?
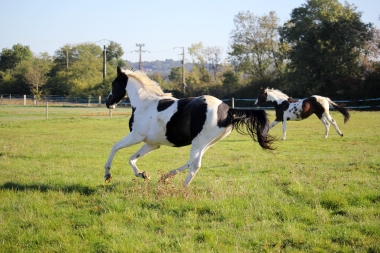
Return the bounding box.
[267,91,288,104]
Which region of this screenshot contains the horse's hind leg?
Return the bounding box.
[182,149,203,187]
[159,146,204,186]
[183,128,232,187]
[320,116,330,138]
[323,112,343,137]
[163,127,232,187]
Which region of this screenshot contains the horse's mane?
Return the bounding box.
[122,69,172,97]
[266,88,289,99]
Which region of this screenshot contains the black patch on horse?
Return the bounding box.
[157,99,175,111]
[166,97,207,147]
[272,100,290,122]
[302,97,324,119]
[217,102,231,128]
[129,107,136,131]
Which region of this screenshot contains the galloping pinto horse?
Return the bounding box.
[255,88,350,140]
[104,67,274,187]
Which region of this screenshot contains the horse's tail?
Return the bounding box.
[228,108,276,150]
[326,98,350,124]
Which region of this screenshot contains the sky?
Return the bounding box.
[1,0,379,63]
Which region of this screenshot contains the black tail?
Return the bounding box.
[333,105,350,123]
[329,100,350,124]
[228,108,276,150]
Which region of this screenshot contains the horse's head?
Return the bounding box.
[255,87,268,106]
[106,66,129,109]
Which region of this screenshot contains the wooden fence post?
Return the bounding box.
[232,97,234,108]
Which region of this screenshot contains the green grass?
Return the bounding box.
[0,105,379,252]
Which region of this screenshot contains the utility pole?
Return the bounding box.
[175,47,187,95]
[103,45,106,81]
[132,44,150,70]
[66,49,69,88]
[95,39,111,84]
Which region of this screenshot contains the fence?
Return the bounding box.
[223,97,380,110]
[0,94,108,107]
[1,94,380,110]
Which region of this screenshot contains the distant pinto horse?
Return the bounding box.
[255,88,350,140]
[104,67,274,187]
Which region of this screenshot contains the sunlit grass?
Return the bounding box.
[0,106,379,252]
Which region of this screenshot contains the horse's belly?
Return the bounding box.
[284,105,303,121]
[144,127,175,146]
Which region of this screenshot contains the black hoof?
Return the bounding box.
[105,174,112,183]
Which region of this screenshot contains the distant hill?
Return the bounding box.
[125,59,192,75]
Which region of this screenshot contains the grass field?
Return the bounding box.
[0,105,379,252]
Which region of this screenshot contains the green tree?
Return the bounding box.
[106,41,126,67]
[228,11,284,81]
[19,52,53,99]
[279,0,373,98]
[168,66,183,83]
[222,70,240,94]
[46,44,71,95]
[0,44,33,94]
[204,46,223,82]
[188,42,211,84]
[0,44,32,71]
[47,43,105,96]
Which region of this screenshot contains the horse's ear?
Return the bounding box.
[117,66,122,75]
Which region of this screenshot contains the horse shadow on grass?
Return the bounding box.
[0,181,97,196]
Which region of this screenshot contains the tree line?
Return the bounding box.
[1,0,379,101]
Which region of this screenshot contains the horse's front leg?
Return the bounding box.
[269,120,279,129]
[129,143,160,180]
[104,133,143,183]
[281,120,287,140]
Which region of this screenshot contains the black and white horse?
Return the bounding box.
[255,87,350,140]
[104,67,274,187]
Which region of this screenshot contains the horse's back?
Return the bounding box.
[156,96,227,147]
